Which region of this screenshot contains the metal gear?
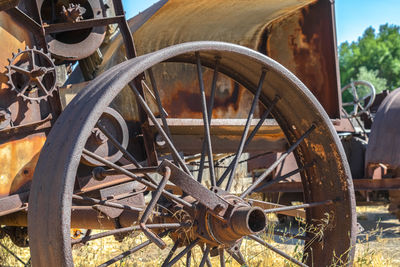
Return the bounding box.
[6,46,57,103]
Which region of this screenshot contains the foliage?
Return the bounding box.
[356,67,388,94]
[339,24,400,92]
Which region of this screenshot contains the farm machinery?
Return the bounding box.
[5,0,399,266]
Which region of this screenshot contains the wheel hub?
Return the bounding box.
[199,194,267,246]
[165,192,267,248]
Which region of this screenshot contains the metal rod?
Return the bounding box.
[100,166,159,176]
[82,149,193,208]
[217,95,279,186]
[130,84,192,176]
[72,194,143,212]
[219,248,226,267]
[72,223,184,245]
[264,200,333,214]
[196,52,216,186]
[0,242,27,265]
[198,57,219,183]
[96,123,158,185]
[199,246,212,267]
[227,250,246,266]
[97,230,170,267]
[164,238,200,267]
[161,240,181,267]
[140,167,171,249]
[254,163,313,193]
[224,70,267,191]
[249,235,308,267]
[147,69,180,165]
[80,229,92,244]
[186,250,192,267]
[240,124,316,198]
[140,167,171,223]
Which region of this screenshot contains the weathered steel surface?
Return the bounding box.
[0,12,33,91]
[0,191,28,217]
[87,0,341,121]
[0,134,45,197]
[0,0,19,11]
[150,118,287,154]
[131,0,341,119]
[365,88,400,168]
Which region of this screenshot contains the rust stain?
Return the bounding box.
[155,67,260,119]
[0,135,45,197]
[264,0,340,118]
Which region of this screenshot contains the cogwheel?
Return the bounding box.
[6,46,58,103]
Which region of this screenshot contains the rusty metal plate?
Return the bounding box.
[131,0,340,118]
[366,88,400,169]
[0,134,46,197]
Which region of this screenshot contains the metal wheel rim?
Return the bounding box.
[28,41,356,267]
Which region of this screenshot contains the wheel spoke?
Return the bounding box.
[264,199,333,214]
[219,248,225,267]
[96,123,158,185]
[130,83,192,176]
[161,239,181,267]
[217,95,279,187]
[198,57,219,183]
[34,79,48,94]
[71,223,184,245]
[147,69,180,165]
[223,69,267,191]
[350,82,359,101]
[253,162,314,193]
[30,49,36,69]
[247,199,306,218]
[240,124,316,198]
[81,149,193,208]
[199,245,212,267]
[80,229,92,244]
[196,52,216,186]
[10,65,30,75]
[97,230,170,267]
[249,235,308,267]
[46,67,55,73]
[164,238,200,267]
[140,167,171,248]
[72,194,144,212]
[342,102,353,107]
[98,165,159,176]
[227,250,247,266]
[186,250,192,267]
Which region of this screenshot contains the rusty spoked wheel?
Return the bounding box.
[28,42,356,266]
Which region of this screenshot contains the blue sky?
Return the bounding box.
[122,0,400,45]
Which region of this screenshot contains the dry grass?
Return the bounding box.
[1,206,399,266]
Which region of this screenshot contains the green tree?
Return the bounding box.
[356,66,387,93]
[339,24,400,91]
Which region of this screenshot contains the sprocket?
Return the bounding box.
[6,46,57,103]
